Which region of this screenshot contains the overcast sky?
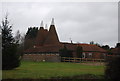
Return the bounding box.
[0,2,118,47]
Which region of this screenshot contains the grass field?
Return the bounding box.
[2,61,105,79]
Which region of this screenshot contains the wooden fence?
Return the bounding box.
[61,57,105,63]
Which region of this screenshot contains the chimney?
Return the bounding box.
[40,21,44,27]
[51,18,54,25]
[45,24,48,31]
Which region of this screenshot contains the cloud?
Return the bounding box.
[1,2,118,47]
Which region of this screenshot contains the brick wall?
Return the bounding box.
[22,54,61,62]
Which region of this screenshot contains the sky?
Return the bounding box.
[0,1,118,47]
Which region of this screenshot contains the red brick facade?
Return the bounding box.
[23,54,60,62]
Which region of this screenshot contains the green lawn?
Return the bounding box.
[2,61,105,79]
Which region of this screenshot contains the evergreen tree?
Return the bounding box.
[1,15,20,70]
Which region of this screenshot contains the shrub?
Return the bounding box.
[105,56,120,80]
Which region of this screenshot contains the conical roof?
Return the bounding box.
[44,24,60,45]
[36,26,48,46]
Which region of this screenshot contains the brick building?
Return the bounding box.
[79,44,106,59]
[23,18,107,62]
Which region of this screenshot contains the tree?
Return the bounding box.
[115,43,120,48]
[24,27,38,50]
[25,27,38,39]
[59,45,73,57]
[14,30,25,56]
[101,45,110,50]
[76,46,83,58]
[1,15,20,70]
[14,30,21,44]
[105,56,120,80]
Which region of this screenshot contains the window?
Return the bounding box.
[56,54,59,56]
[89,53,92,56]
[82,53,86,58]
[89,53,92,58]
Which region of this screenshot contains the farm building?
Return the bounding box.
[23,19,107,62]
[79,44,106,59]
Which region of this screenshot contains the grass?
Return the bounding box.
[2,61,105,79]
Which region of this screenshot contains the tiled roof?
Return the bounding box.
[79,44,107,53]
[44,25,60,45]
[25,43,76,53]
[25,44,62,53]
[25,43,106,53]
[35,27,48,46]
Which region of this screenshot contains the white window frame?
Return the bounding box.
[89,53,92,56]
[82,53,86,58]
